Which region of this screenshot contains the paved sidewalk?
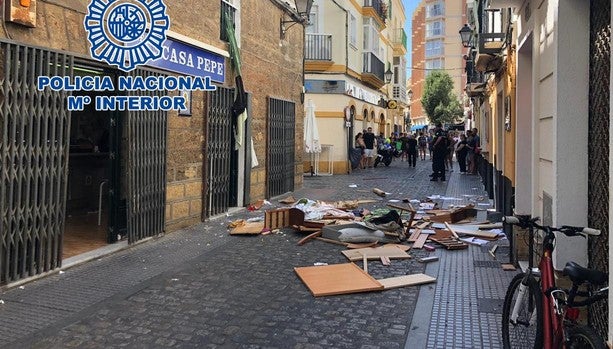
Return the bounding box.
[0,157,516,348]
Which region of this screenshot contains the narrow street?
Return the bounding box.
[0,158,514,349]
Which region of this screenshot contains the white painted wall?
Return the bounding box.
[552,0,589,270]
[609,6,613,347]
[515,32,533,214]
[514,0,589,269]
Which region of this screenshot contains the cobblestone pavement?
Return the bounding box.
[0,157,515,348]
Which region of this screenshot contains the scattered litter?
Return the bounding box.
[388,199,400,203]
[489,245,499,259]
[420,229,436,235]
[427,195,441,200]
[59,271,65,274]
[279,196,296,204]
[227,219,246,228]
[423,244,436,252]
[409,199,420,204]
[501,264,517,271]
[19,286,24,289]
[460,237,490,246]
[313,262,328,266]
[246,217,264,222]
[477,203,490,206]
[0,300,4,304]
[418,256,439,263]
[372,188,387,197]
[419,203,436,210]
[171,278,179,281]
[349,184,358,188]
[230,222,264,235]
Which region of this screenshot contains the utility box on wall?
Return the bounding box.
[5,0,37,28]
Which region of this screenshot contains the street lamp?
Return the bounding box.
[384,68,393,84]
[280,0,314,38]
[459,24,473,48]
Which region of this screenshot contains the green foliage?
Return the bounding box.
[421,71,464,125]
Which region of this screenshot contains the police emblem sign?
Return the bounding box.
[36,0,216,113]
[84,0,169,72]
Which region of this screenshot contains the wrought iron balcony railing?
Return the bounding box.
[362,52,384,82]
[392,28,407,50]
[364,0,386,22]
[478,32,506,55]
[305,34,332,61]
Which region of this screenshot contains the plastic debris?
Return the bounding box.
[314,262,328,266]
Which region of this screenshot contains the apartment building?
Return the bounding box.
[304,0,407,174]
[409,0,467,129]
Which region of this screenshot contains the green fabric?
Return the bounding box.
[224,11,248,150]
[224,12,241,75]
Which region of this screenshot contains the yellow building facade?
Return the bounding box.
[304,0,407,174]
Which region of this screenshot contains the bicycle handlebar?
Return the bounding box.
[503,216,600,238]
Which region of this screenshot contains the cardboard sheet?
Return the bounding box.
[377,274,437,289]
[294,263,384,297]
[230,222,264,235]
[341,246,411,261]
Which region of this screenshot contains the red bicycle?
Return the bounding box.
[501,215,608,349]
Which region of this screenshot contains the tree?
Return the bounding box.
[421,71,464,126]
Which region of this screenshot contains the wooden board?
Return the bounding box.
[383,244,411,252]
[412,234,428,249]
[377,274,437,289]
[341,246,411,261]
[501,264,517,271]
[230,222,264,235]
[347,241,379,249]
[294,263,384,297]
[408,230,422,242]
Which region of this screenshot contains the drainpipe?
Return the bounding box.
[330,0,349,75]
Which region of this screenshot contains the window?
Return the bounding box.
[363,18,380,57]
[426,2,444,18]
[220,0,240,43]
[306,5,319,34]
[425,40,443,57]
[426,21,444,38]
[349,13,357,47]
[425,58,444,75]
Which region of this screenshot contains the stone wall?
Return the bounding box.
[0,0,304,232]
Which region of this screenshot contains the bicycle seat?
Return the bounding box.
[562,262,607,285]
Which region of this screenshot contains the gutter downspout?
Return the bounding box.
[330,0,349,75]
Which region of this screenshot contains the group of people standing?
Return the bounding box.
[354,125,481,180]
[429,123,481,182]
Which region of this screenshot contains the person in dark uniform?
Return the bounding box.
[430,122,448,182]
[406,134,418,167]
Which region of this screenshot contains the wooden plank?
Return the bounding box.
[315,237,349,247]
[418,256,439,263]
[342,246,412,261]
[363,254,368,273]
[297,231,322,246]
[347,241,379,249]
[412,234,428,249]
[380,256,391,266]
[383,244,411,252]
[294,263,384,297]
[501,264,517,271]
[377,274,437,289]
[408,230,421,242]
[230,222,264,235]
[444,222,460,239]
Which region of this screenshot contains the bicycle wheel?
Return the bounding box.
[502,273,543,349]
[566,325,607,349]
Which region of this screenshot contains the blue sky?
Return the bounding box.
[402,0,421,80]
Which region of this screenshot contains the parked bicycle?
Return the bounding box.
[501,215,608,349]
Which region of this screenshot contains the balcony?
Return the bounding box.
[362,52,384,89]
[392,28,407,53]
[305,34,332,61]
[478,32,506,55]
[363,0,387,23]
[305,34,334,72]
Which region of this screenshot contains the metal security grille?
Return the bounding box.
[204,86,234,218]
[588,0,610,338]
[267,98,295,198]
[0,43,73,284]
[126,68,167,244]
